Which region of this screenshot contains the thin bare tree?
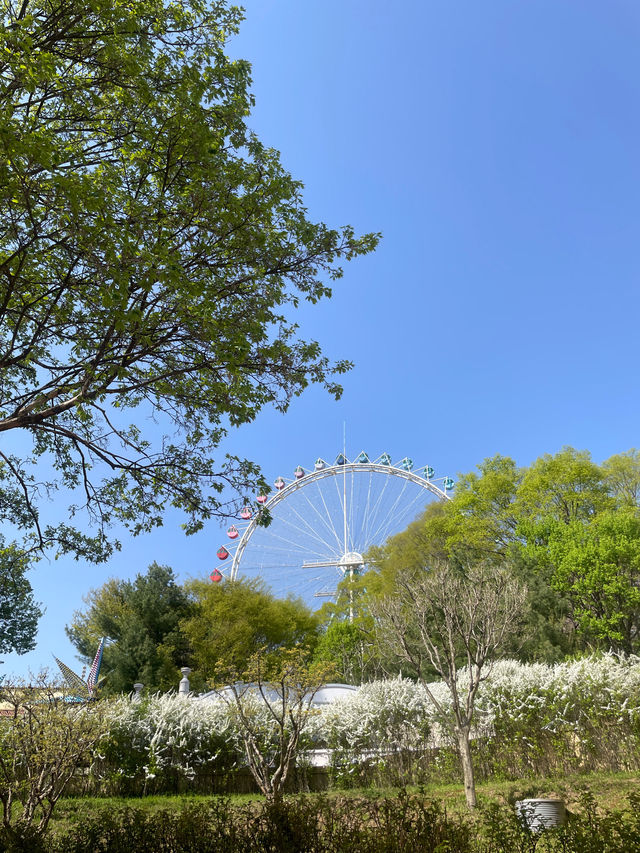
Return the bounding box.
[0,674,108,836]
[215,648,334,802]
[372,558,527,808]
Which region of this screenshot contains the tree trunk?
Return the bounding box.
[456,726,477,809]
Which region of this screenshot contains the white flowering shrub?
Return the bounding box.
[93,655,640,791]
[319,655,640,785]
[96,689,323,794]
[324,677,433,750]
[472,654,640,777]
[321,678,435,786]
[97,693,236,789]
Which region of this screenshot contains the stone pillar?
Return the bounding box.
[178,667,191,696]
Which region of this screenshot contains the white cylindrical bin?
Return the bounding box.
[515,799,566,832]
[178,667,191,695]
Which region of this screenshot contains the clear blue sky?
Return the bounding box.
[5,0,640,678]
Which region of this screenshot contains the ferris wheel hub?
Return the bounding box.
[339,551,364,570]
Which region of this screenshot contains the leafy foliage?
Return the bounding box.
[66,563,194,694]
[0,675,109,837]
[548,510,640,653]
[45,793,474,853]
[313,618,384,684]
[365,447,640,660]
[182,577,320,680]
[0,0,378,631]
[0,546,41,654]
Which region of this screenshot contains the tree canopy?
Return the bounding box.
[66,562,194,693]
[182,577,320,680]
[67,567,321,692]
[0,0,378,646]
[361,447,640,660]
[0,545,42,654]
[548,509,640,653]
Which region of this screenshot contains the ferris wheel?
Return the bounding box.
[212,452,454,607]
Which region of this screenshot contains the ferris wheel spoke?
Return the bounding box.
[265,566,340,600]
[360,471,375,550]
[304,569,342,598]
[368,477,413,545]
[374,487,427,547]
[305,479,344,552]
[359,470,381,548]
[368,480,410,545]
[285,491,343,554]
[288,481,341,550]
[272,507,340,557]
[332,474,348,551]
[239,562,306,570]
[250,527,332,560]
[241,544,316,560]
[362,468,392,546]
[347,470,356,553]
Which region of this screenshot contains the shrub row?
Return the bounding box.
[2,790,640,853]
[327,656,640,787]
[89,655,640,794]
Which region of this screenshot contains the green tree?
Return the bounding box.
[0,1,378,626]
[182,577,320,680]
[0,546,41,653]
[366,503,452,595]
[314,569,400,682]
[444,455,521,556]
[66,563,193,693]
[365,456,521,589]
[548,509,640,653]
[515,447,612,540]
[313,619,377,684]
[364,452,583,662]
[602,449,640,508]
[359,448,640,672]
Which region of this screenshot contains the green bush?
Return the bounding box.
[0,825,48,853]
[50,793,472,853]
[41,789,640,851]
[50,801,240,853]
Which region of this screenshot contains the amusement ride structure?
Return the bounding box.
[54,637,105,700]
[213,452,453,608]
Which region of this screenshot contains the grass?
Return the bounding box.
[416,770,640,814]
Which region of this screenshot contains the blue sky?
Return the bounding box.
[4,0,640,678]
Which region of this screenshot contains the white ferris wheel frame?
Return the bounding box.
[229,461,451,582]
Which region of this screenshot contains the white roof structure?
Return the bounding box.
[195,682,359,706]
[309,683,359,705]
